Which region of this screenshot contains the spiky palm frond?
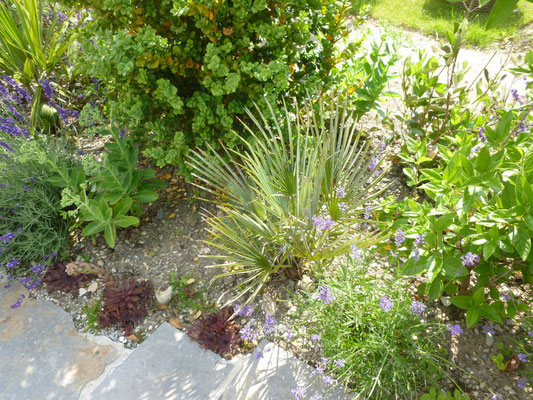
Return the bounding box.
[187,92,390,306]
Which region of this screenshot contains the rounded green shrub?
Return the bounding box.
[67,0,353,172]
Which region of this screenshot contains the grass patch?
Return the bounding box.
[352,0,533,48]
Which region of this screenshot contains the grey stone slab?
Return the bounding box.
[84,322,236,400]
[0,282,120,400]
[214,340,353,400]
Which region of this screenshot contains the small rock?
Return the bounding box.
[485,332,494,347]
[79,288,88,296]
[155,286,173,305]
[87,281,98,293]
[118,336,126,343]
[97,260,104,267]
[193,257,199,262]
[262,292,276,315]
[440,296,451,307]
[297,275,313,292]
[157,209,165,220]
[474,328,479,335]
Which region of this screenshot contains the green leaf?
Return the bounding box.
[428,278,444,299]
[442,255,463,277]
[113,215,139,228]
[510,224,531,261]
[132,189,159,203]
[104,223,116,248]
[475,146,491,172]
[483,241,497,260]
[486,0,519,29]
[480,302,505,324]
[82,221,105,236]
[507,301,516,319]
[466,307,480,328]
[450,296,472,310]
[113,197,133,216]
[471,288,485,306]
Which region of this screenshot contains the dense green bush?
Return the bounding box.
[66,0,354,172]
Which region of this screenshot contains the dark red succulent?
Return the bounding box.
[43,261,96,294]
[187,307,242,359]
[98,278,153,333]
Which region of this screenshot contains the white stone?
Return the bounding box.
[440,296,451,307]
[87,282,98,293]
[296,275,313,292]
[261,292,276,315]
[155,286,173,305]
[79,288,88,297]
[485,333,494,347]
[97,260,104,267]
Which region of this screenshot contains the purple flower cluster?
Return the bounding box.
[234,303,255,317]
[333,359,345,368]
[363,205,371,220]
[291,386,306,399]
[482,324,495,335]
[0,116,29,138]
[0,232,16,243]
[394,229,405,247]
[379,296,393,312]
[518,353,528,363]
[311,334,321,344]
[517,377,528,390]
[511,89,523,104]
[336,186,346,198]
[447,324,463,336]
[478,127,487,142]
[43,252,58,259]
[31,263,45,274]
[350,244,363,262]
[411,300,427,316]
[263,314,278,335]
[312,215,334,231]
[501,291,512,302]
[338,202,348,212]
[239,326,258,342]
[5,257,20,269]
[10,293,25,309]
[38,78,56,99]
[316,285,335,305]
[461,252,479,267]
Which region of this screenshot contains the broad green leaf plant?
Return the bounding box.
[47,125,166,248]
[188,93,390,306]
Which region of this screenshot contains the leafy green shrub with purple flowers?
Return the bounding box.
[288,256,449,399]
[62,0,357,173]
[376,30,533,328]
[188,93,389,306]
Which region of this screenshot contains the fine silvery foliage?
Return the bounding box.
[188,93,390,306]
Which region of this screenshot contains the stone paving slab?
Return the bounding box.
[0,282,121,400]
[84,322,236,400]
[214,340,352,400]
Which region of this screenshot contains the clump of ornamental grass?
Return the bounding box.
[187,93,390,307]
[289,254,450,399]
[66,261,153,335]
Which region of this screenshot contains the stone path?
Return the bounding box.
[0,283,350,400]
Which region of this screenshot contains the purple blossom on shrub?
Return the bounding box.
[239,326,257,341]
[6,257,20,269]
[411,300,427,316]
[311,334,321,344]
[322,375,334,385]
[414,234,425,247]
[26,279,42,290]
[518,353,528,363]
[338,202,348,212]
[316,285,335,305]
[350,245,363,261]
[517,377,528,390]
[31,263,45,274]
[43,252,58,259]
[336,186,346,198]
[234,303,255,317]
[490,393,503,400]
[364,205,371,219]
[313,363,325,375]
[379,296,393,311]
[501,291,512,301]
[312,215,334,231]
[517,121,527,134]
[461,252,479,267]
[0,232,16,243]
[38,78,56,99]
[478,127,487,142]
[395,229,405,247]
[334,359,345,368]
[482,324,495,335]
[528,330,533,337]
[263,314,277,335]
[511,89,523,104]
[291,386,306,399]
[447,324,463,336]
[411,247,420,261]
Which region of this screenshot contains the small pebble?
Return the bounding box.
[485,333,494,347]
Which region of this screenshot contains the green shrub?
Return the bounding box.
[378,22,533,327]
[66,0,355,172]
[289,256,448,399]
[47,125,166,248]
[0,132,74,283]
[188,94,389,305]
